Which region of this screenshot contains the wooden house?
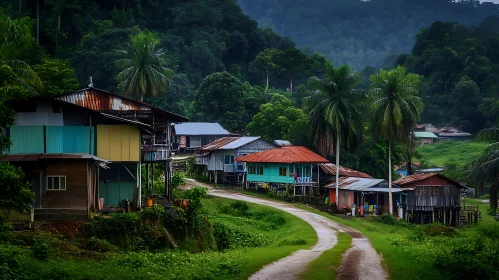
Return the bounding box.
[173,122,231,153]
[235,146,329,195]
[2,87,187,220]
[393,173,466,226]
[195,137,277,185]
[414,131,438,145]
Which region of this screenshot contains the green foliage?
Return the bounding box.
[172,172,186,189]
[193,71,245,132]
[0,162,35,219]
[33,58,79,96]
[82,237,118,253]
[246,94,309,145]
[32,237,50,260]
[417,140,487,168]
[116,30,172,101]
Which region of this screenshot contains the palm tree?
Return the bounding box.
[305,63,364,205]
[116,30,172,101]
[0,10,42,96]
[369,66,423,215]
[470,128,499,211]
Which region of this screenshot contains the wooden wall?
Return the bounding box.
[43,161,88,210]
[97,125,140,162]
[404,176,462,211]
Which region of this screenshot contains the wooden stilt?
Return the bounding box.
[432,210,435,224]
[444,208,447,226]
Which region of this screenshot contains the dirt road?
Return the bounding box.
[186,179,387,280]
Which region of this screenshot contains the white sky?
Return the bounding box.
[480,0,499,3]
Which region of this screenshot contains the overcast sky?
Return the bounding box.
[480,0,499,3]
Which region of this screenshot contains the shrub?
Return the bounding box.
[261,213,286,228]
[140,204,165,225]
[423,224,457,237]
[213,221,231,251]
[32,237,50,260]
[83,237,118,252]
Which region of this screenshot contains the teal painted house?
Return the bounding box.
[235,146,329,195]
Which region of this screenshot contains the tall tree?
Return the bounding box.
[369,66,423,215]
[305,63,364,205]
[470,128,499,212]
[0,10,41,93]
[116,30,172,101]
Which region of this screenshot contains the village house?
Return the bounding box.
[235,146,329,196]
[272,140,293,147]
[2,87,187,221]
[414,123,472,142]
[173,122,231,153]
[414,131,438,145]
[320,164,405,216]
[395,162,421,177]
[393,173,473,226]
[195,136,277,186]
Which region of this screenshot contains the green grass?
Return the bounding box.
[464,198,496,225]
[300,232,352,280]
[416,140,488,167]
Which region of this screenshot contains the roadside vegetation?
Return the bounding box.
[0,189,317,280]
[416,140,488,168]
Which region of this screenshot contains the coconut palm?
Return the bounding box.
[116,31,172,101]
[305,63,364,205]
[369,66,423,214]
[0,10,42,96]
[470,128,499,211]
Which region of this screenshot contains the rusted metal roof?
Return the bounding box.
[198,137,240,151]
[235,146,329,164]
[393,173,466,188]
[323,177,385,190]
[392,173,437,186]
[319,163,372,178]
[55,88,188,122]
[0,153,109,163]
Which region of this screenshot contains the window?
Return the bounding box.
[224,155,234,164]
[279,167,287,176]
[46,176,66,190]
[305,166,311,177]
[257,166,264,175]
[248,166,256,174]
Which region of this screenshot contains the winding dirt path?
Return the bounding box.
[186,179,387,280]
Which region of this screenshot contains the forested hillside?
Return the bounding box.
[237,0,499,69]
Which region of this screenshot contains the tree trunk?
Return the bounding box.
[408,128,414,175]
[266,69,269,87]
[55,15,61,51]
[36,0,39,45]
[335,134,340,206]
[289,77,293,95]
[389,139,393,215]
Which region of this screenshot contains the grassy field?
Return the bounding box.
[416,140,488,167]
[300,232,352,280]
[0,195,318,280]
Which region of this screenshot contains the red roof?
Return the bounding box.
[235,146,329,164]
[319,163,372,178]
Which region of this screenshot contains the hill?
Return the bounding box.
[237,0,499,69]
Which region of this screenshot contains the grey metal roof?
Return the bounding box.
[273,140,292,146]
[323,177,385,190]
[174,122,230,136]
[220,136,261,150]
[363,188,404,193]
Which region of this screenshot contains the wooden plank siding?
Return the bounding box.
[403,176,462,211]
[43,162,88,210]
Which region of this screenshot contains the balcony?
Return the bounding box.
[141,145,170,162]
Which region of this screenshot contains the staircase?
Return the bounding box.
[459,212,468,226]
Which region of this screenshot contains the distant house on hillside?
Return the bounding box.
[395,162,421,177]
[414,124,472,142]
[235,146,329,196]
[2,87,188,220]
[414,131,438,145]
[195,137,276,185]
[393,173,469,226]
[174,122,231,153]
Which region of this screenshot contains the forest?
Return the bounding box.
[238,0,499,69]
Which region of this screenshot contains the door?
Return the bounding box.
[33,171,44,209]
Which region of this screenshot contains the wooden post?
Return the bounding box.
[432,210,435,223]
[444,208,447,226]
[450,209,453,226]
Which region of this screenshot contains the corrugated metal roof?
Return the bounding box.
[393,173,437,186]
[414,132,438,138]
[220,137,261,150]
[198,137,239,151]
[235,146,329,164]
[438,132,472,137]
[319,163,372,178]
[273,140,292,147]
[0,153,109,163]
[323,177,385,190]
[175,122,230,136]
[55,88,188,122]
[363,188,404,193]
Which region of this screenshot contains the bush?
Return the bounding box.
[423,224,457,237]
[32,237,50,260]
[83,237,118,252]
[371,213,411,228]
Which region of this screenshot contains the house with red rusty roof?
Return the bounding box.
[1,87,188,221]
[393,173,471,226]
[194,136,277,186]
[234,146,329,196]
